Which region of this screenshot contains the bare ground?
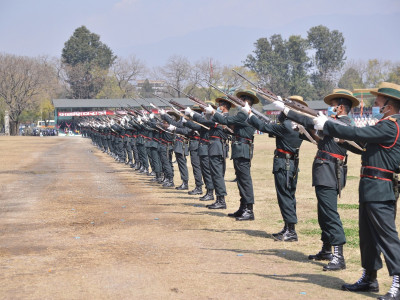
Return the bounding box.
[0,136,389,299]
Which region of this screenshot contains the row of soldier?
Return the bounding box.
[80,81,400,300]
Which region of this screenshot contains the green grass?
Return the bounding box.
[338,203,359,209]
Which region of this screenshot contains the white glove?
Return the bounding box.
[137,116,141,122]
[142,116,148,122]
[185,107,192,116]
[205,104,215,115]
[291,121,298,130]
[271,101,285,112]
[241,102,251,114]
[167,124,176,131]
[159,109,166,115]
[313,111,328,130]
[181,118,187,123]
[149,113,155,119]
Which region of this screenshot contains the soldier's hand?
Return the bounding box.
[241,102,251,115]
[205,104,215,115]
[167,124,176,131]
[185,107,192,116]
[313,111,328,130]
[159,109,166,115]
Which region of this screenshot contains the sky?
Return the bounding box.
[0,0,399,68]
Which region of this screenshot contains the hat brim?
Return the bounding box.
[288,98,308,107]
[324,94,360,108]
[215,97,236,107]
[370,91,400,101]
[236,91,259,105]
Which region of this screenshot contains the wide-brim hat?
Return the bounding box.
[203,102,218,109]
[370,82,400,101]
[215,96,236,107]
[235,90,260,105]
[191,105,203,112]
[288,95,308,107]
[324,89,359,108]
[166,110,181,121]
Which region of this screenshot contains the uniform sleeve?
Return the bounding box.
[286,110,314,130]
[323,120,397,145]
[212,111,247,125]
[247,115,285,137]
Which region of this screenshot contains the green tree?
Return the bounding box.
[307,25,346,98]
[387,64,400,84]
[61,26,116,99]
[338,67,364,90]
[244,34,312,100]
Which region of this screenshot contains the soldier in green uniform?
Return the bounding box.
[210,91,257,220]
[186,98,231,209]
[273,89,360,271]
[244,95,306,239]
[314,82,400,300]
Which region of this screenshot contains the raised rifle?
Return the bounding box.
[232,69,362,151]
[206,80,271,123]
[169,86,233,133]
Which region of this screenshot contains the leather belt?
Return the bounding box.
[316,150,345,163]
[361,166,394,181]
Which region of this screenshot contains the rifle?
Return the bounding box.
[169,85,234,133]
[232,69,362,151]
[206,80,271,123]
[152,94,211,130]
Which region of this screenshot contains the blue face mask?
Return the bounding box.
[216,107,222,113]
[327,106,337,117]
[372,106,384,119]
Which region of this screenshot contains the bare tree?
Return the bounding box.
[111,55,146,98]
[0,53,55,135]
[156,55,191,97]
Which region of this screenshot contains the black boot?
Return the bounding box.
[139,167,148,174]
[280,223,298,242]
[151,172,162,182]
[199,189,214,201]
[125,159,132,165]
[157,173,165,184]
[148,170,156,176]
[378,275,400,300]
[308,242,332,261]
[134,163,141,170]
[188,186,203,195]
[342,269,379,292]
[323,245,346,271]
[160,176,169,184]
[175,181,189,190]
[162,178,174,188]
[206,196,226,209]
[228,202,246,218]
[272,223,287,239]
[236,203,254,221]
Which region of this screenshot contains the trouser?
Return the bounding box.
[233,157,254,204]
[209,155,226,197]
[137,143,149,169]
[125,138,133,161]
[190,149,203,187]
[131,138,139,163]
[175,152,189,182]
[146,146,154,171]
[274,168,298,224]
[115,137,124,159]
[200,155,214,190]
[107,137,113,153]
[150,147,162,173]
[159,145,173,179]
[315,185,346,246]
[359,201,400,275]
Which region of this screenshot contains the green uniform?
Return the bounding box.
[323,115,400,275]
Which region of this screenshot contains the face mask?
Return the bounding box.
[216,107,222,113]
[372,106,385,119]
[327,106,337,117]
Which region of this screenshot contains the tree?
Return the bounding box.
[244,34,312,99]
[61,26,116,98]
[307,25,346,98]
[111,55,146,98]
[139,79,154,98]
[156,55,191,97]
[338,67,364,90]
[387,64,400,84]
[0,54,55,135]
[364,59,392,88]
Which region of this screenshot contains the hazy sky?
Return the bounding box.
[1,0,399,67]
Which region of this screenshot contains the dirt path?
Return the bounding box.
[0,137,376,299]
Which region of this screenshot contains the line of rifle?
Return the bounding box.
[206,81,271,123]
[152,94,211,130]
[169,86,233,133]
[231,69,362,151]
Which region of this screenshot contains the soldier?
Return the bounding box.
[273,89,360,271]
[244,95,305,239]
[210,91,257,220]
[314,82,400,300]
[186,98,231,209]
